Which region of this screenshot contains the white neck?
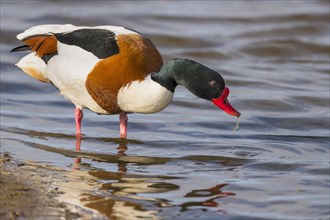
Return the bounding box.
[117,75,174,114]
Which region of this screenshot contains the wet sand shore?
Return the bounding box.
[0,152,82,220]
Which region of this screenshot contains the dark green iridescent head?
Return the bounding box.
[151,58,241,117]
[151,58,225,100]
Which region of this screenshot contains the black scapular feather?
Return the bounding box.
[10,45,30,52]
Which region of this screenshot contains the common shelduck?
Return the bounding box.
[11,24,240,139]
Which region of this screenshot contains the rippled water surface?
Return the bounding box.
[1,1,329,219]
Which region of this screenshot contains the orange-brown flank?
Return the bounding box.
[85,34,163,114]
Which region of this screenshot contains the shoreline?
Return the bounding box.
[0,152,89,220]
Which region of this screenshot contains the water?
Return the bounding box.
[1,1,329,219]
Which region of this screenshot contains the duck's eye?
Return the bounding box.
[209,80,218,87]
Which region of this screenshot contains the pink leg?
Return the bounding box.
[75,135,82,151]
[75,108,83,136]
[119,112,128,138]
[75,108,83,151]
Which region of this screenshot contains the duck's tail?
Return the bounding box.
[14,53,49,83]
[10,24,76,83]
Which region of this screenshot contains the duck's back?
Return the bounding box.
[14,24,163,114]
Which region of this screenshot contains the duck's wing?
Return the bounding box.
[12,24,135,61]
[11,24,131,83]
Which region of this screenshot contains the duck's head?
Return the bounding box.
[152,58,241,117]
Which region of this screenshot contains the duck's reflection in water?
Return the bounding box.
[68,138,235,219]
[116,143,128,172]
[73,136,128,172]
[72,138,167,219]
[182,183,235,212]
[73,135,82,166]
